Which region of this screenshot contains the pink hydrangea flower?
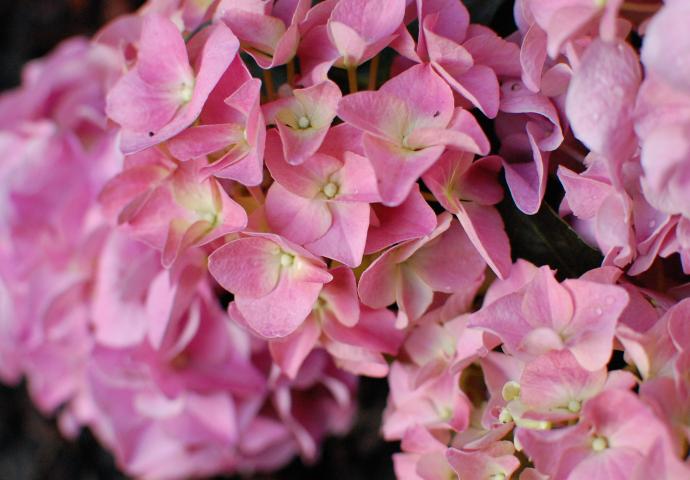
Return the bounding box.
[359,213,486,328]
[106,15,239,153]
[469,265,629,371]
[264,125,379,266]
[208,232,332,338]
[338,63,489,206]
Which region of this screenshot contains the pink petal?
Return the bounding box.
[207,237,283,298]
[269,316,321,378]
[456,203,512,279]
[365,184,437,254]
[304,201,369,267]
[565,39,641,160]
[236,273,323,338]
[265,182,333,245]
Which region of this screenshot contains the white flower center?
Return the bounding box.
[591,436,608,452]
[280,253,294,267]
[501,381,521,402]
[297,115,311,129]
[179,82,194,104]
[322,182,339,199]
[567,399,581,413]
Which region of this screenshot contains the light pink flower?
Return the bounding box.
[469,265,629,371]
[106,15,239,153]
[359,213,486,328]
[566,39,641,183]
[263,80,341,165]
[423,150,512,278]
[518,389,674,480]
[338,64,489,206]
[166,56,265,185]
[264,126,378,266]
[216,0,310,68]
[260,267,404,378]
[299,0,406,83]
[413,0,521,117]
[209,232,332,338]
[99,153,247,267]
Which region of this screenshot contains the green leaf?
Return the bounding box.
[497,197,604,279]
[464,0,510,25]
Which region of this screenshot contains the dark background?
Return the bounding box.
[0,1,515,478]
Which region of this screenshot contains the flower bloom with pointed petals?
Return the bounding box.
[208,232,332,338]
[106,14,239,153]
[263,79,342,165]
[215,0,310,68]
[359,213,486,329]
[517,389,674,480]
[99,152,247,268]
[423,150,512,279]
[298,0,406,83]
[338,63,489,206]
[468,265,629,371]
[412,0,521,118]
[264,125,379,267]
[266,267,404,379]
[166,56,265,185]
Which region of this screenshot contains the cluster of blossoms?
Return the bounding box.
[1,0,689,478]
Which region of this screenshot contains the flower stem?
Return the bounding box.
[620,2,661,14]
[368,55,380,90]
[263,70,276,101]
[248,186,265,204]
[287,59,296,87]
[347,65,358,93]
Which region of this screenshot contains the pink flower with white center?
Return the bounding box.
[412,0,521,117]
[469,265,629,371]
[423,150,512,279]
[517,389,674,480]
[359,213,486,329]
[518,350,635,424]
[298,0,406,83]
[215,0,310,68]
[106,15,239,153]
[263,79,341,165]
[99,152,247,267]
[264,125,379,266]
[251,267,403,378]
[208,232,332,338]
[166,56,265,185]
[338,64,489,206]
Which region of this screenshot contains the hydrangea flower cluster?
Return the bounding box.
[1,0,689,478]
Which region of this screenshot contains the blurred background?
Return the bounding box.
[0,0,514,478]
